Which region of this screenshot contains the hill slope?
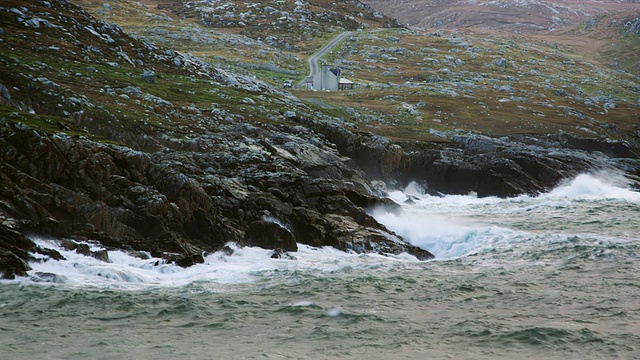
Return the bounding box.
[1,0,639,279]
[0,0,433,278]
[360,0,640,75]
[360,0,639,31]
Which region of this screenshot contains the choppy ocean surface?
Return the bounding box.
[1,173,639,359]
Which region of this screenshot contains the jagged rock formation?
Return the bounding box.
[0,0,432,278]
[1,0,639,280]
[396,132,640,197]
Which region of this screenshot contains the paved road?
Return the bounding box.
[302,31,355,84]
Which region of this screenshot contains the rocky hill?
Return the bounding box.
[360,0,639,31]
[73,0,401,86]
[180,0,399,49]
[1,0,639,279]
[360,0,640,76]
[565,9,640,75]
[0,0,430,279]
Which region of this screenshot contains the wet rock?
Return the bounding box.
[91,249,110,263]
[222,245,234,256]
[33,246,65,261]
[74,243,91,256]
[0,250,30,279]
[0,226,34,279]
[270,248,296,260]
[60,239,90,256]
[291,207,328,247]
[243,220,297,252]
[174,252,205,267]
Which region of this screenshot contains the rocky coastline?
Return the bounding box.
[3,97,638,279]
[1,0,639,279]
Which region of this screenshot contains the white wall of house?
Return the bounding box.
[312,66,339,91]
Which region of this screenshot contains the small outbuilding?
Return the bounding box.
[338,78,354,90]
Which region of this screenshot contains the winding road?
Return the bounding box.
[301,31,355,85]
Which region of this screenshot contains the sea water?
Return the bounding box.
[1,173,639,359]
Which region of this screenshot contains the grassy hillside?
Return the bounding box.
[565,10,640,76]
[0,0,310,149]
[75,0,400,86]
[3,0,637,148]
[292,28,639,142]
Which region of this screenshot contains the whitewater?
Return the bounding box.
[1,173,639,359]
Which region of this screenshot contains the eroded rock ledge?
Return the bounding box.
[4,110,639,279]
[0,116,433,279]
[1,0,638,279]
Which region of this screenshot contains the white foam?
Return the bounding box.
[16,239,418,290]
[373,173,640,259]
[372,209,518,259]
[327,307,342,317]
[8,174,637,290]
[548,173,640,200]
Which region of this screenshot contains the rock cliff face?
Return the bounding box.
[0,106,437,278]
[1,0,639,279]
[396,132,640,197]
[0,0,436,278]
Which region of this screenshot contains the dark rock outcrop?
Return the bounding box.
[0,227,34,279]
[0,106,436,276]
[270,248,297,260]
[342,131,640,198]
[60,240,110,263]
[0,226,64,279]
[291,113,639,198]
[399,133,639,197]
[4,0,639,279]
[244,220,298,252]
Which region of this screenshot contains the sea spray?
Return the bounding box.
[548,172,640,200]
[18,240,418,290]
[7,174,639,290]
[372,173,640,258]
[3,175,640,359]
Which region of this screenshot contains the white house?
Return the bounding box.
[309,66,353,91]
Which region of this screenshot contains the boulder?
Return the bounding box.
[140,70,158,83]
[174,252,205,267]
[90,249,110,263]
[0,226,35,279]
[270,248,296,260]
[243,220,297,251]
[0,250,30,279]
[494,58,508,67]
